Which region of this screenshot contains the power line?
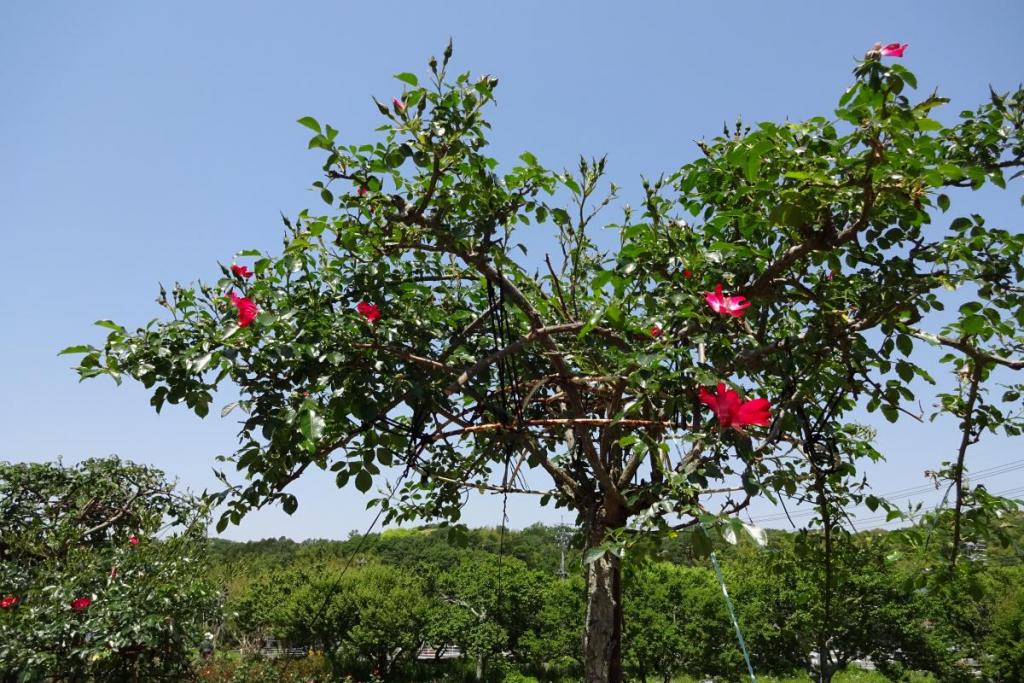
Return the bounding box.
[749,460,1024,525]
[758,485,1024,531]
[871,460,1024,499]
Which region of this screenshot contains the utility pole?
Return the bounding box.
[555,523,572,578]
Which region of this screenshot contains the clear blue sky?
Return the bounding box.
[2,1,1022,541]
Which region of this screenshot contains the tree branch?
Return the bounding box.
[743,161,877,299]
[951,362,983,569]
[908,328,1024,370]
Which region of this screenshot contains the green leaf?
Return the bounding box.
[896,361,915,383]
[961,314,987,336]
[59,345,93,356]
[95,320,125,333]
[741,522,767,547]
[950,216,972,231]
[355,469,372,493]
[744,154,762,182]
[394,72,418,87]
[297,116,321,133]
[299,408,324,441]
[519,151,538,166]
[690,528,713,558]
[282,495,298,515]
[187,352,214,373]
[896,334,913,356]
[768,198,813,228]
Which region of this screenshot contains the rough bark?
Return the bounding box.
[582,504,626,683]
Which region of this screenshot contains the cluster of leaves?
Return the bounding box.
[0,457,217,682]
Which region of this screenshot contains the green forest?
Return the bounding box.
[3,458,1024,682]
[198,520,1024,682]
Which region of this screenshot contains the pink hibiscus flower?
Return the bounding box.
[880,42,908,58]
[228,292,258,328]
[698,383,772,431]
[705,283,751,317]
[356,301,381,323]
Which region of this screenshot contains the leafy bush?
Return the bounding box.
[0,457,217,682]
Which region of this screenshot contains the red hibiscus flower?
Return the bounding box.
[392,97,406,113]
[705,283,751,317]
[228,292,258,327]
[356,301,381,323]
[698,383,771,431]
[650,324,663,338]
[0,595,18,609]
[880,42,908,58]
[129,535,139,546]
[231,264,253,279]
[683,269,693,278]
[71,596,92,611]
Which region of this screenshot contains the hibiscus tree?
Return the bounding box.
[69,44,1024,682]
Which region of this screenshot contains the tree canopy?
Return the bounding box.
[67,42,1024,681]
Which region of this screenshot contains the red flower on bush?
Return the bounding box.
[356,301,381,323]
[129,535,139,546]
[683,269,693,278]
[231,264,253,279]
[110,566,118,579]
[357,185,369,197]
[228,292,258,327]
[71,596,92,611]
[705,283,751,317]
[699,383,771,430]
[650,324,663,338]
[880,42,908,58]
[393,97,406,113]
[0,595,19,609]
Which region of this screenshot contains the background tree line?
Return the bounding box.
[5,457,1023,682]
[205,519,1024,682]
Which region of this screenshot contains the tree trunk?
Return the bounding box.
[582,506,625,683]
[475,652,484,681]
[812,648,836,683]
